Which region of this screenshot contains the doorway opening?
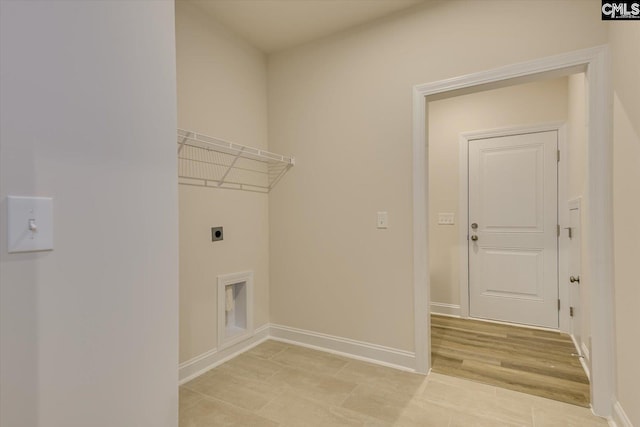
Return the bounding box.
[426,77,589,407]
[412,46,615,416]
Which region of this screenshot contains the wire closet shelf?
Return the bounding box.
[177,129,295,193]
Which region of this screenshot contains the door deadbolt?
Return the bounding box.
[471,223,478,230]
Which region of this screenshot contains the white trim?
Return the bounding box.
[180,324,418,384]
[178,324,269,384]
[581,340,591,362]
[568,195,590,379]
[611,400,633,427]
[557,124,570,333]
[457,122,568,330]
[584,46,616,418]
[458,136,470,319]
[430,302,461,317]
[570,333,591,381]
[456,314,561,333]
[413,45,614,416]
[269,324,416,371]
[459,123,565,141]
[413,85,430,374]
[579,350,591,382]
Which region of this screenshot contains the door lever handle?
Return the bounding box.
[470,235,478,241]
[570,276,580,283]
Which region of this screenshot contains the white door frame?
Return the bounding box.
[457,122,570,333]
[567,196,588,370]
[412,45,615,416]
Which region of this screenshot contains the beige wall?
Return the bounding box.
[268,0,607,352]
[428,78,569,308]
[176,2,270,363]
[610,22,640,427]
[0,1,178,425]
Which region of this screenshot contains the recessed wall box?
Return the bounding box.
[217,271,254,350]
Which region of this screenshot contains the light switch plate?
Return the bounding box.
[377,211,388,229]
[438,212,455,225]
[7,196,54,253]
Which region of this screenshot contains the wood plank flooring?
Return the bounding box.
[431,314,591,407]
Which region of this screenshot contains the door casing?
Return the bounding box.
[412,45,614,416]
[568,197,591,379]
[457,123,570,332]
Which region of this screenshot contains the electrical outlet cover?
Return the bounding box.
[211,226,224,241]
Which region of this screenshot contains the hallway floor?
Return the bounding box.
[431,314,590,407]
[179,340,606,426]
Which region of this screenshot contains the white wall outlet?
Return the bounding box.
[438,212,455,225]
[7,196,54,253]
[377,211,388,229]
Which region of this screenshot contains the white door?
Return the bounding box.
[468,130,558,328]
[568,199,582,343]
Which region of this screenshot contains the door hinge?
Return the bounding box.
[570,306,574,317]
[557,150,560,162]
[558,299,561,311]
[557,224,560,237]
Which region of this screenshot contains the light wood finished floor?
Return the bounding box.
[180,339,606,426]
[431,314,590,408]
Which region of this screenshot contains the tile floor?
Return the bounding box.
[179,340,609,427]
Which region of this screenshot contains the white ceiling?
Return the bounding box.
[184,0,426,54]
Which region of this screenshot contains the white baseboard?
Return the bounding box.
[610,400,634,427]
[430,302,461,317]
[579,341,592,381]
[179,323,416,383]
[581,341,591,362]
[178,324,269,384]
[269,324,416,371]
[569,334,591,381]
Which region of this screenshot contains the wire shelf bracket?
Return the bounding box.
[177,129,294,193]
